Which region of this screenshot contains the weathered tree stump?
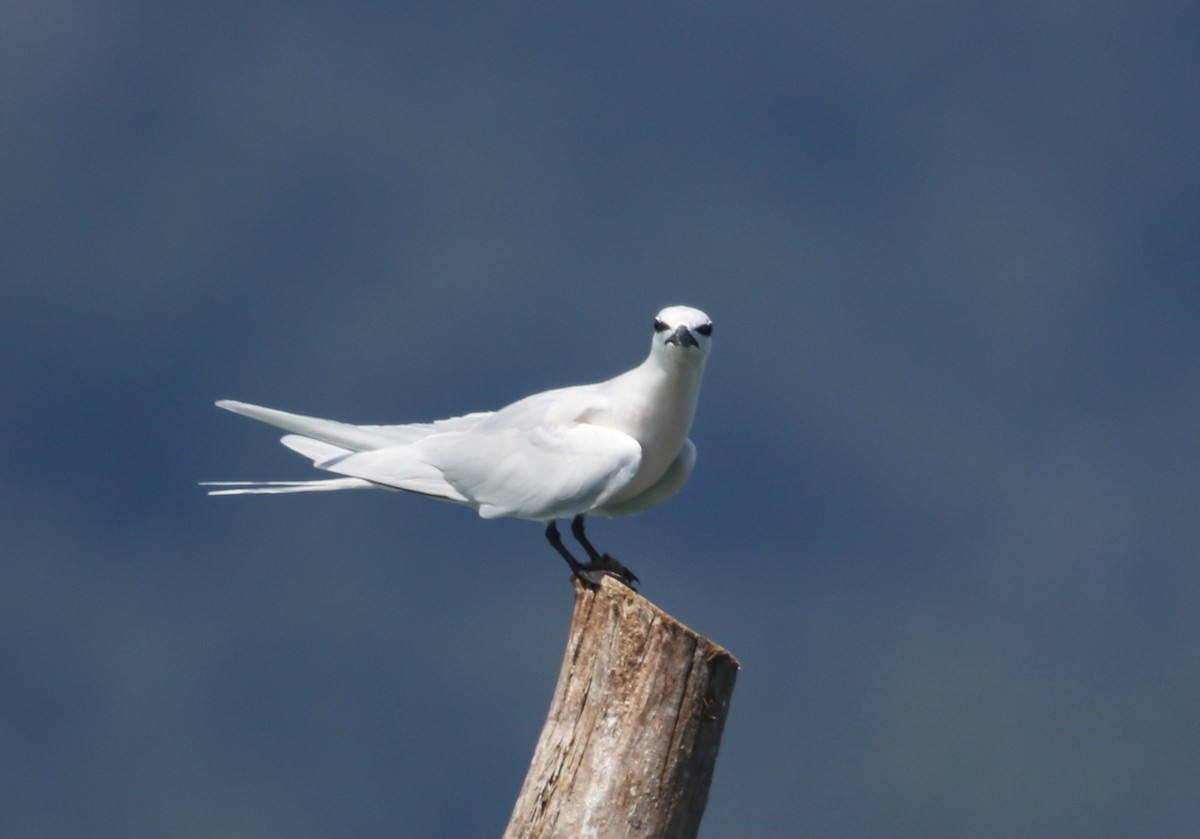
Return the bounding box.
[503,577,739,839]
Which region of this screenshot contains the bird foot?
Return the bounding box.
[574,554,639,591]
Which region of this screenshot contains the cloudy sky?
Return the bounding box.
[3,2,1198,836]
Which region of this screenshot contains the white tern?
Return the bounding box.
[204,305,713,587]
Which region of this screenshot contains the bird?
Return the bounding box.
[204,305,713,588]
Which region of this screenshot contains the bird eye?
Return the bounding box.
[696,322,712,336]
[654,319,669,332]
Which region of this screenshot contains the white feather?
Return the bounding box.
[206,305,712,521]
[200,478,374,495]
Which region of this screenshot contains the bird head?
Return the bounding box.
[651,305,713,364]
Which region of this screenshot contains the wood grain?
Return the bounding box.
[503,577,739,839]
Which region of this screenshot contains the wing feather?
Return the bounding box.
[416,422,642,520]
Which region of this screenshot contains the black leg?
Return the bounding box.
[570,513,604,562]
[545,521,603,589]
[570,514,639,589]
[545,519,639,590]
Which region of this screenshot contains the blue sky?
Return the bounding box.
[3,2,1198,836]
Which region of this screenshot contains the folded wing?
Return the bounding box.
[208,397,643,519]
[412,422,642,520]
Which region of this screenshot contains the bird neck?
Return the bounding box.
[623,352,705,431]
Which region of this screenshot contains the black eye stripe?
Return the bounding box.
[655,318,711,337]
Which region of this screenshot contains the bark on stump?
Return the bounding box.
[503,577,739,839]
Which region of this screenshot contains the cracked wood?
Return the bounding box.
[503,577,739,839]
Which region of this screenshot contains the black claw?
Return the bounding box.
[572,559,639,591]
[594,553,639,588]
[573,566,609,590]
[545,517,639,590]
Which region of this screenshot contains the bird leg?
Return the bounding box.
[545,521,602,588]
[572,514,639,588]
[545,519,638,590]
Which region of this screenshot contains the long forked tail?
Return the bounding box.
[206,398,473,503]
[214,399,434,450]
[201,478,376,495]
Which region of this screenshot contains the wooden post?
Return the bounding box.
[503,577,739,839]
